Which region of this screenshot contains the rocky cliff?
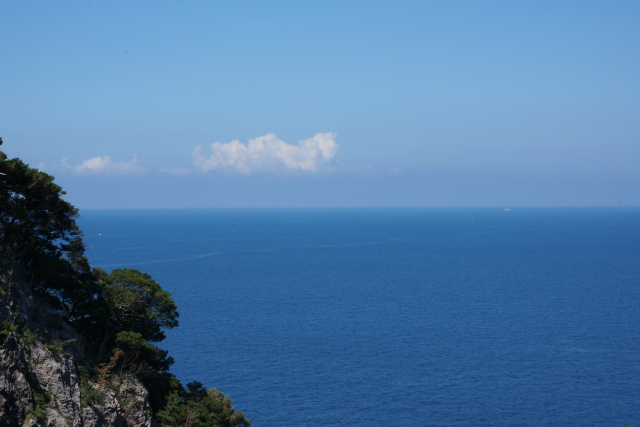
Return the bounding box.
[0,266,155,427]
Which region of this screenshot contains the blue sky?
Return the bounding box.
[2,1,639,207]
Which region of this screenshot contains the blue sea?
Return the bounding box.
[78,208,640,427]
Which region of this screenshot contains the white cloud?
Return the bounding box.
[70,154,146,175]
[193,133,340,174]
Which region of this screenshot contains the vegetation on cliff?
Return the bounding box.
[0,138,250,426]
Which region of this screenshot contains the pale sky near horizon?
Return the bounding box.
[2,1,639,208]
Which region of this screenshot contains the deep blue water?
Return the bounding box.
[78,208,640,427]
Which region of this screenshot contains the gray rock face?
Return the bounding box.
[0,336,32,427]
[0,270,156,427]
[82,385,126,427]
[30,342,83,427]
[112,375,154,427]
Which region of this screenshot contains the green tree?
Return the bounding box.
[73,268,182,411]
[156,382,251,427]
[0,138,97,317]
[0,138,83,273]
[84,268,179,365]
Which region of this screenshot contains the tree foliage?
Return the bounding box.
[86,268,179,365]
[0,139,82,270]
[157,382,251,427]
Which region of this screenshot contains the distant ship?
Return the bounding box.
[504,208,511,211]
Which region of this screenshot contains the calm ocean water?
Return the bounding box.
[78,208,640,427]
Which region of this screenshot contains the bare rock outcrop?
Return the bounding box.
[112,375,154,427]
[0,335,32,427]
[81,385,126,427]
[0,269,155,427]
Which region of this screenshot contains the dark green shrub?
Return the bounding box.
[80,383,104,407]
[156,382,250,427]
[45,338,76,353]
[30,388,53,423]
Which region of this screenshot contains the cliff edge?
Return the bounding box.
[0,141,250,427]
[0,265,154,427]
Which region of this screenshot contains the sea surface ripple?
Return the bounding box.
[79,207,640,427]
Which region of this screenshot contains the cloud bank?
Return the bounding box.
[193,133,339,174]
[63,154,146,175]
